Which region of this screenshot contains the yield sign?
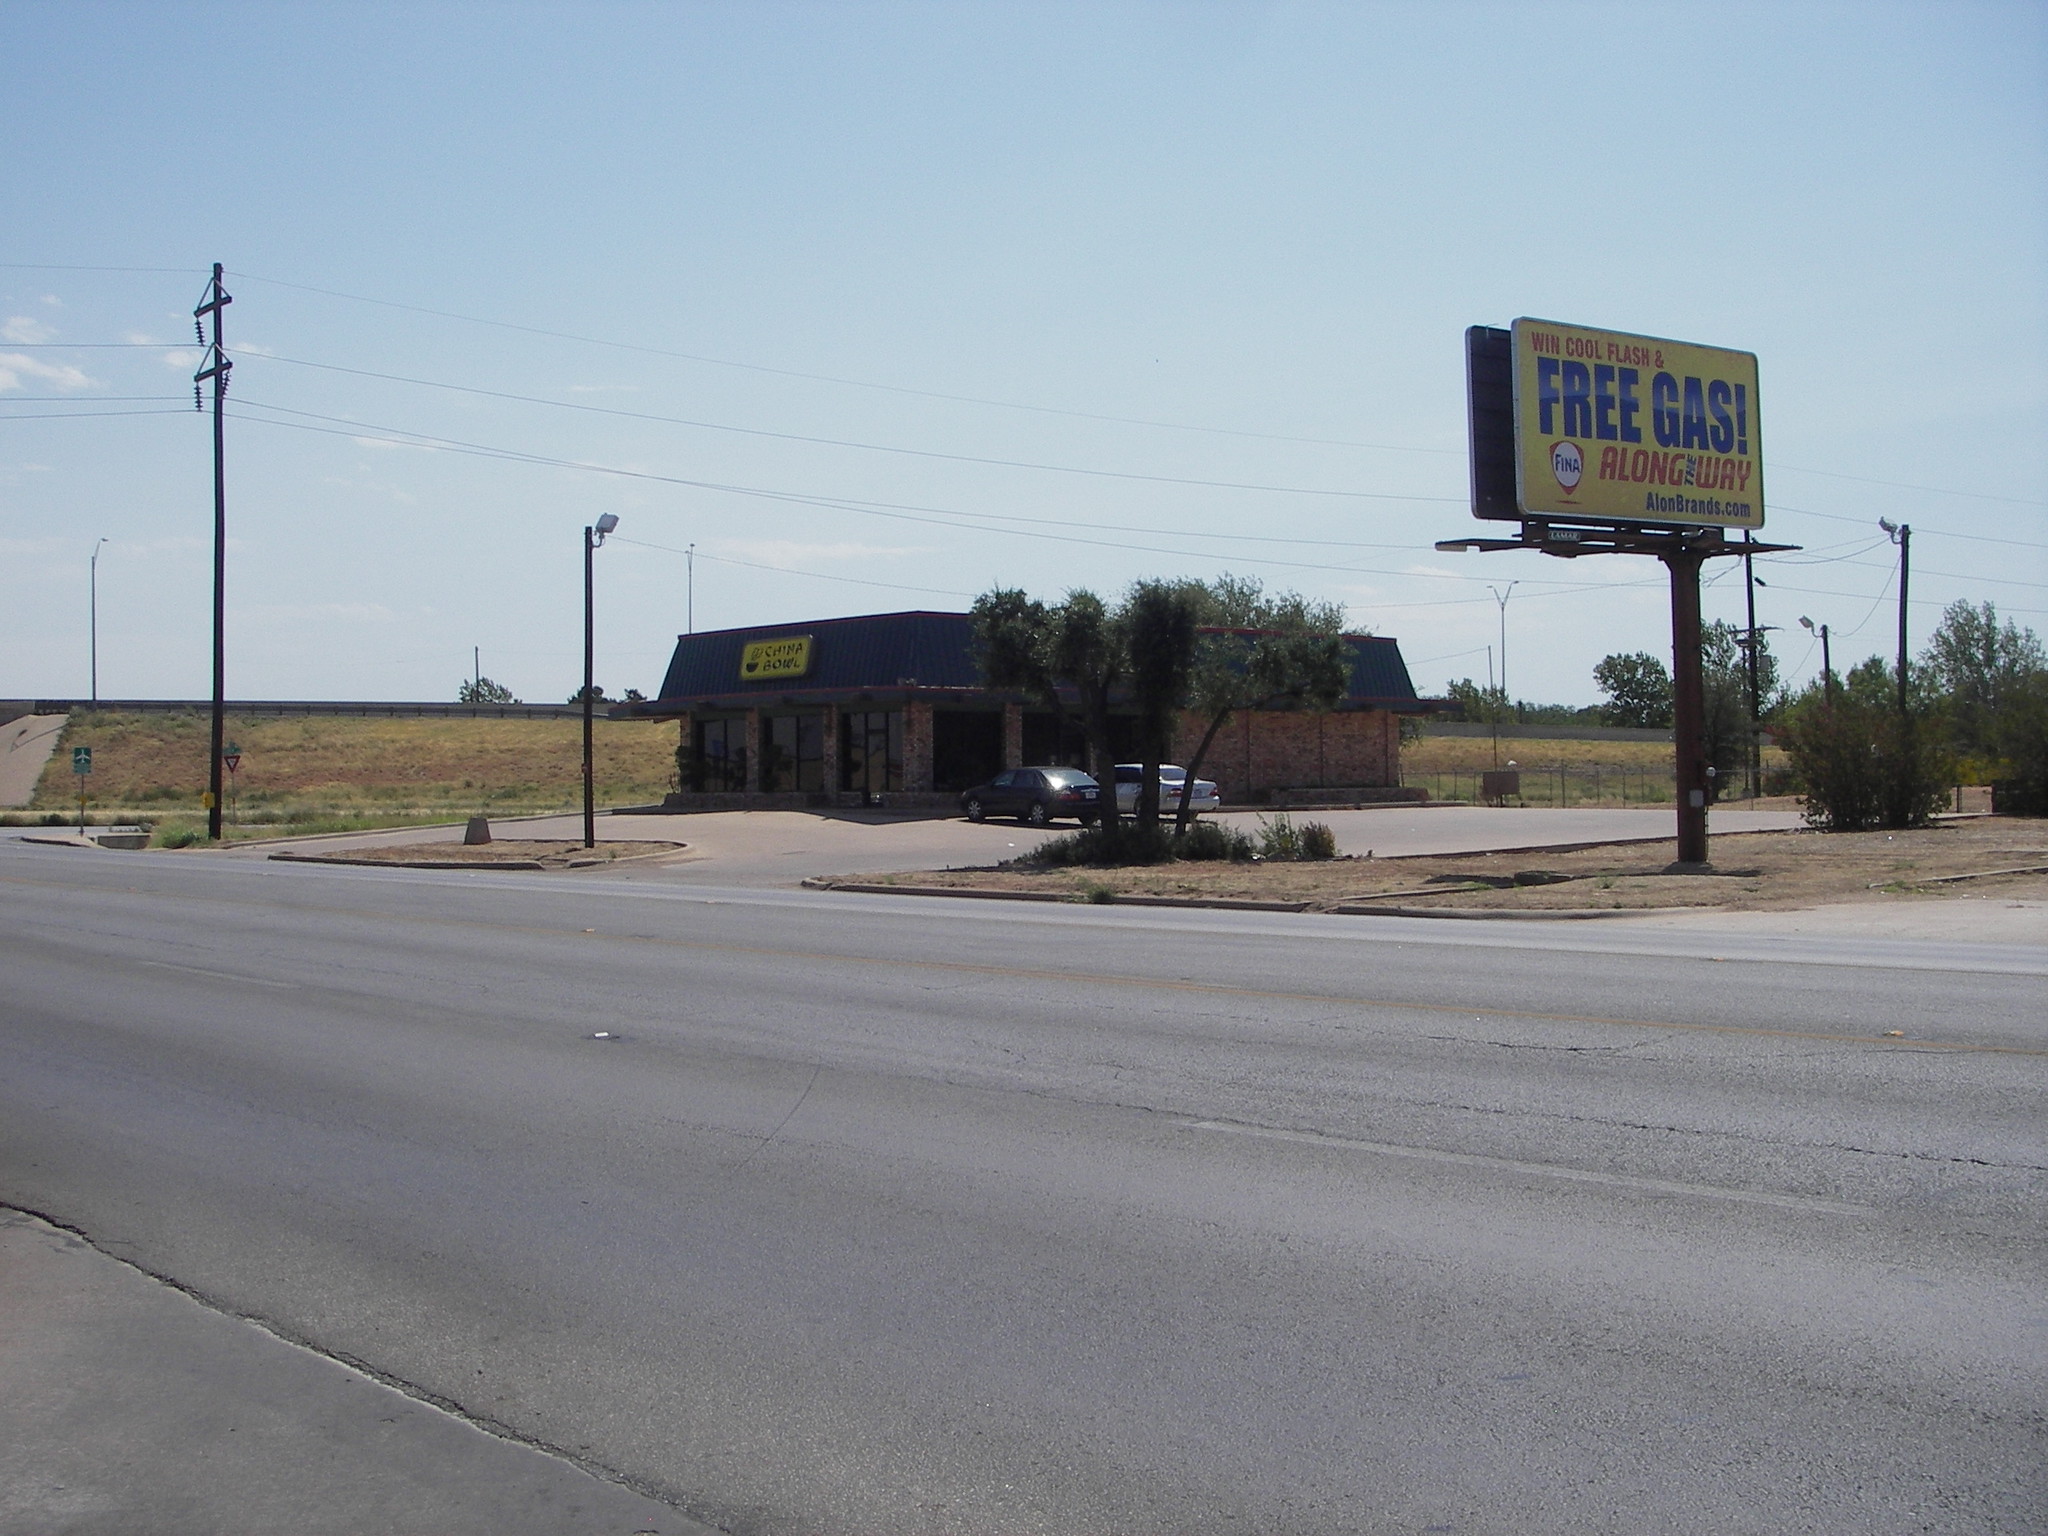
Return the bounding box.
[223,751,242,773]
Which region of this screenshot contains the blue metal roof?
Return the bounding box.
[633,610,1422,713]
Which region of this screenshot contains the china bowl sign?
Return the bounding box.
[1511,318,1763,529]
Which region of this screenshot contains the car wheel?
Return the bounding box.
[1079,813,1098,827]
[1024,800,1051,827]
[965,798,986,823]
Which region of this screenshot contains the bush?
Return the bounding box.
[1176,819,1256,862]
[155,823,205,848]
[1252,814,1337,861]
[1028,820,1177,867]
[1780,694,1953,831]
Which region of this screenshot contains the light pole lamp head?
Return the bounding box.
[592,512,620,545]
[1799,615,1815,633]
[1878,517,1899,539]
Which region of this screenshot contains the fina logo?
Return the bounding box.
[1549,440,1584,495]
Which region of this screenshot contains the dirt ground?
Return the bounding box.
[268,840,680,869]
[820,816,2048,913]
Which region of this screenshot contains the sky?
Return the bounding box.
[4,0,2044,708]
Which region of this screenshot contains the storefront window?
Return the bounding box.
[763,713,825,792]
[840,710,902,794]
[691,718,747,792]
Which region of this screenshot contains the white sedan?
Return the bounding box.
[1112,764,1220,817]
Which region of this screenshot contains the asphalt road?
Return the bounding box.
[2,839,2043,1535]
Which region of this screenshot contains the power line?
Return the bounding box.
[244,352,1465,504]
[229,269,1457,457]
[227,397,1628,595]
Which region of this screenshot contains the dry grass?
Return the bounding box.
[33,712,681,828]
[824,818,2048,914]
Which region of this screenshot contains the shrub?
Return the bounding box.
[1299,821,1338,860]
[1176,819,1256,862]
[1028,820,1177,867]
[155,823,205,849]
[1780,693,1953,831]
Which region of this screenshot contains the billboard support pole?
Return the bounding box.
[1666,547,1709,865]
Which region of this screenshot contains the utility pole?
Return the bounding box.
[1881,520,1911,718]
[583,513,619,848]
[1801,617,1833,705]
[474,645,481,692]
[1742,534,1767,799]
[686,542,695,635]
[90,537,108,706]
[193,264,232,842]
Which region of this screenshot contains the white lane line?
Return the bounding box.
[139,959,300,991]
[1180,1118,1872,1216]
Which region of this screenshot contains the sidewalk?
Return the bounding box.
[0,1210,702,1536]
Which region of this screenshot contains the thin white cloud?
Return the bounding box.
[162,348,203,371]
[39,294,61,307]
[3,316,56,344]
[0,353,93,391]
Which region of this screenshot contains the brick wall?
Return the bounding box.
[1172,708,1400,801]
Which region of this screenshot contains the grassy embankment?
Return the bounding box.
[22,711,681,842]
[1399,730,1790,806]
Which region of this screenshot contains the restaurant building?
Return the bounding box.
[618,610,1429,810]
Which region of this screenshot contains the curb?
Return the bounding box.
[809,880,1700,920]
[269,843,688,872]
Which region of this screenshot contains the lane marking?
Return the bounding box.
[138,960,300,991]
[1181,1119,1874,1215]
[7,869,2044,1057]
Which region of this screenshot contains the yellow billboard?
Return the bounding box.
[1511,318,1763,528]
[739,635,813,681]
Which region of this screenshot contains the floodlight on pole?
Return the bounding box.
[583,515,619,848]
[1800,615,1834,704]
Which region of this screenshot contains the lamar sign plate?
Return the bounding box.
[1511,318,1763,529]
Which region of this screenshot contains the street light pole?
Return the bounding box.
[89,537,108,706]
[583,513,619,848]
[1488,581,1518,720]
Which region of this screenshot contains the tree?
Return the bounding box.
[568,684,611,705]
[1445,678,1508,725]
[1920,600,2046,760]
[1174,578,1349,834]
[1778,675,1953,831]
[969,586,1125,789]
[458,676,517,704]
[1123,580,1202,830]
[1700,620,1780,799]
[1593,652,1672,728]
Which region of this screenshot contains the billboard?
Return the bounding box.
[1504,318,1763,529]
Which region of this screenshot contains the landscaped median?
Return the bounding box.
[806,819,2048,917]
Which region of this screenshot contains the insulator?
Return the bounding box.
[195,320,205,344]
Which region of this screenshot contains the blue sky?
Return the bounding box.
[4,0,2044,706]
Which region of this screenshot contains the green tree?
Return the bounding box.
[969,586,1125,787]
[1445,677,1509,725]
[1778,676,1953,831]
[1174,577,1349,834]
[458,676,517,704]
[1920,600,2046,760]
[1593,652,1672,728]
[1123,580,1203,830]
